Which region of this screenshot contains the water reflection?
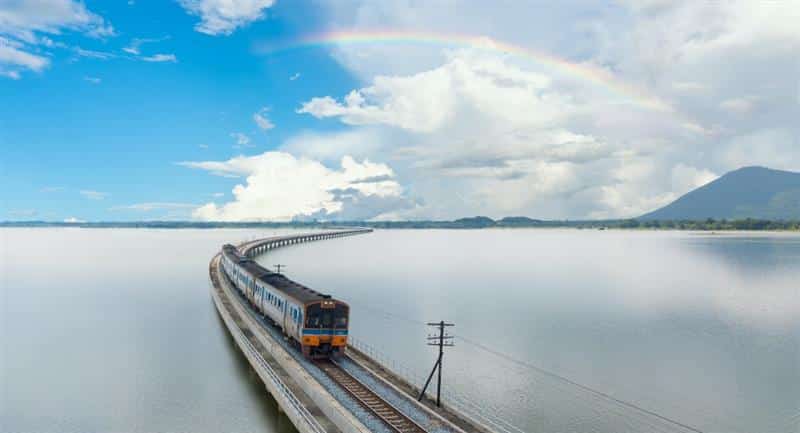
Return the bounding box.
[265,229,800,433]
[2,228,797,433]
[1,228,304,433]
[213,307,296,433]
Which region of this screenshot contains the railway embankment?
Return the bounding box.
[209,230,492,433]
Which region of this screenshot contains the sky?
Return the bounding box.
[1,0,798,222]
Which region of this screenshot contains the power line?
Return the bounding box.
[349,301,708,433]
[455,335,705,433]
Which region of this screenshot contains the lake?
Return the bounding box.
[2,228,798,433]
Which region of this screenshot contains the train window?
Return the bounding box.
[306,304,320,328]
[321,310,332,327]
[334,304,349,328]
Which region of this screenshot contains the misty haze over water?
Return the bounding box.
[2,228,799,433]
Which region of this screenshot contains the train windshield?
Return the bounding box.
[305,304,333,328]
[334,304,348,328]
[306,302,348,328]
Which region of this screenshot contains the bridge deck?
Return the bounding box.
[211,254,344,433]
[211,229,493,433]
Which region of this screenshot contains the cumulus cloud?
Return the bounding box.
[180,152,413,221]
[298,60,464,133]
[253,107,275,130]
[178,0,276,36]
[294,49,689,218]
[278,0,800,219]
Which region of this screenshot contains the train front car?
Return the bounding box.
[301,297,349,359]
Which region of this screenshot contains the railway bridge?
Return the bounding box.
[209,229,495,433]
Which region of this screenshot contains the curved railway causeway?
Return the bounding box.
[209,229,494,433]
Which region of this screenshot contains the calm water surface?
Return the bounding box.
[2,228,799,433]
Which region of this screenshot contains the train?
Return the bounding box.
[220,243,349,358]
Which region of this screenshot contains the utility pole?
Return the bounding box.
[274,264,286,274]
[418,321,454,407]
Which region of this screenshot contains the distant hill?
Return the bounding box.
[452,216,496,227]
[497,216,545,227]
[640,166,800,220]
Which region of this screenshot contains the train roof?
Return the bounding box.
[223,245,331,304]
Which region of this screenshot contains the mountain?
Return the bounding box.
[452,216,496,227]
[640,166,800,220]
[497,216,545,227]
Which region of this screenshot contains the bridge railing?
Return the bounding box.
[212,259,328,433]
[348,336,528,433]
[238,228,373,258]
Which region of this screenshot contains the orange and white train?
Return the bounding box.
[220,244,349,358]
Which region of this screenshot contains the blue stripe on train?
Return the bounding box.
[302,329,349,335]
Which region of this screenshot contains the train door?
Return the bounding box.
[288,305,301,339]
[295,307,303,336]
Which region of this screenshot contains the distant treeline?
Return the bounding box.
[3,216,799,230]
[615,218,800,231]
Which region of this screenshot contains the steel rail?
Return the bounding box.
[315,359,430,433]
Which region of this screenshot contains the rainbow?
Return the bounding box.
[264,29,673,112]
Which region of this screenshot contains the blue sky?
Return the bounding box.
[2,1,359,221]
[2,1,798,221]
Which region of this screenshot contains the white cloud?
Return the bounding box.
[298,62,461,133]
[0,0,114,40]
[140,53,176,63]
[122,36,168,55]
[670,163,718,195]
[84,76,101,84]
[79,190,108,200]
[63,217,85,223]
[289,72,300,81]
[277,0,800,219]
[253,107,274,130]
[294,49,678,219]
[0,68,20,79]
[230,132,251,147]
[718,128,800,172]
[178,0,276,36]
[0,0,114,78]
[0,40,49,72]
[72,46,115,59]
[181,152,411,221]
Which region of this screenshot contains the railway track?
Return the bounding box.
[315,359,429,433]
